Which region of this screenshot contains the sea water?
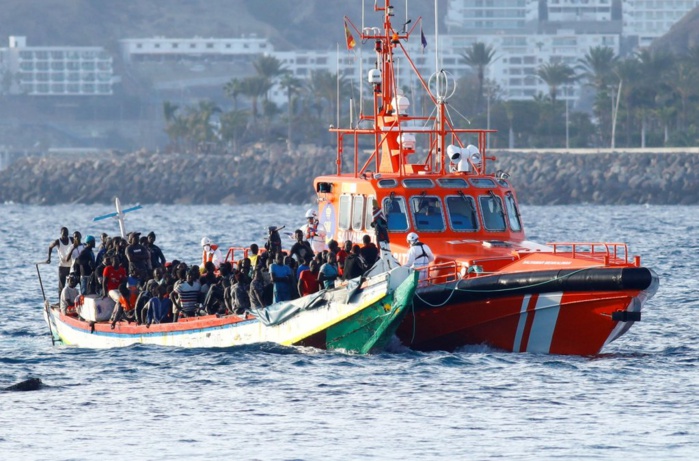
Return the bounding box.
[1,203,697,460]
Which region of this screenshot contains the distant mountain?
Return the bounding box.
[652,5,699,54]
[2,0,446,53]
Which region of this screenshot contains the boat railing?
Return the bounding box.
[547,242,639,266]
[418,260,459,286]
[224,247,249,266]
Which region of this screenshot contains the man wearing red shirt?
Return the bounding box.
[102,256,126,296]
[297,260,321,297]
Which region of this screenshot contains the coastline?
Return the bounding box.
[1,146,698,205]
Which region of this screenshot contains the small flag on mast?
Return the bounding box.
[344,21,356,50]
[420,25,427,53]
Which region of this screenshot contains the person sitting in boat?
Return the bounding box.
[318,252,339,290]
[171,268,203,319]
[110,268,141,327]
[75,235,96,295]
[231,270,251,315]
[46,226,74,299]
[249,268,267,309]
[301,209,326,254]
[146,283,171,326]
[359,234,379,269]
[59,274,80,315]
[201,237,223,269]
[289,229,314,263]
[343,245,367,281]
[126,232,150,283]
[405,232,435,283]
[298,260,321,297]
[146,231,166,270]
[270,253,293,303]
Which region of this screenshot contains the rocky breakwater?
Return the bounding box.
[1,147,699,205]
[0,145,336,205]
[493,149,699,205]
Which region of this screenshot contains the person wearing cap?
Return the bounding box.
[405,232,435,283]
[60,274,80,315]
[126,231,150,282]
[201,237,223,269]
[75,235,97,295]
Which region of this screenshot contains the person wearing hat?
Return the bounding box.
[76,235,97,295]
[201,237,223,269]
[60,274,80,315]
[405,232,435,283]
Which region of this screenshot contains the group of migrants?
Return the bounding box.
[45,204,433,327]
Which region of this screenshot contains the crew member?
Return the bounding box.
[301,209,326,254]
[405,232,435,283]
[201,237,223,269]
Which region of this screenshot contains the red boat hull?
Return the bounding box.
[397,268,659,355]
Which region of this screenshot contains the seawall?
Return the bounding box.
[1,147,698,205]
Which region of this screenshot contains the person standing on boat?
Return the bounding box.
[146,231,166,270]
[125,232,149,283]
[298,260,321,296]
[405,232,435,283]
[371,204,390,248]
[342,245,367,280]
[249,268,267,309]
[359,235,379,269]
[270,253,293,303]
[46,226,73,299]
[201,237,223,269]
[289,229,314,263]
[75,235,97,295]
[301,209,326,254]
[318,252,340,290]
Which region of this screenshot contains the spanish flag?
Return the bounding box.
[344,22,356,50]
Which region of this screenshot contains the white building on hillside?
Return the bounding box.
[0,36,114,96]
[622,0,699,47]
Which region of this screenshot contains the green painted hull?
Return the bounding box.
[326,271,418,354]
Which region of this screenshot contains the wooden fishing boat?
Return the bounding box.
[38,263,416,353]
[307,0,659,354]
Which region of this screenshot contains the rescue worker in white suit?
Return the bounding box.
[300,209,326,254]
[405,232,435,283]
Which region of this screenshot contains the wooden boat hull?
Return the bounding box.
[44,268,413,352]
[396,267,659,355]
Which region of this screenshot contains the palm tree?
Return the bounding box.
[460,42,496,114]
[219,110,249,152]
[305,69,352,125]
[185,100,221,150]
[223,78,243,111]
[577,46,617,93]
[279,72,303,147]
[252,55,286,101]
[665,59,698,130]
[239,76,272,119]
[536,62,575,105]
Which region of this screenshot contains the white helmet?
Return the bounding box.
[305,209,317,219]
[201,237,211,247]
[407,232,419,244]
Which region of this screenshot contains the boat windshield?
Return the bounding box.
[383,196,409,231]
[479,194,507,231]
[410,195,445,232]
[504,192,522,232]
[446,195,479,231]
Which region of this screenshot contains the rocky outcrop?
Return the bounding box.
[1,147,699,205]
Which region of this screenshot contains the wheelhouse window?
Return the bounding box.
[505,192,522,232]
[339,195,351,230]
[383,195,408,231]
[365,195,375,230]
[351,195,365,230]
[437,178,469,188]
[402,179,434,189]
[377,179,397,188]
[479,193,507,231]
[470,178,497,188]
[410,195,445,232]
[446,194,479,231]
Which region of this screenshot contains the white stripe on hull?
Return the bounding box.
[512,294,531,353]
[526,292,562,353]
